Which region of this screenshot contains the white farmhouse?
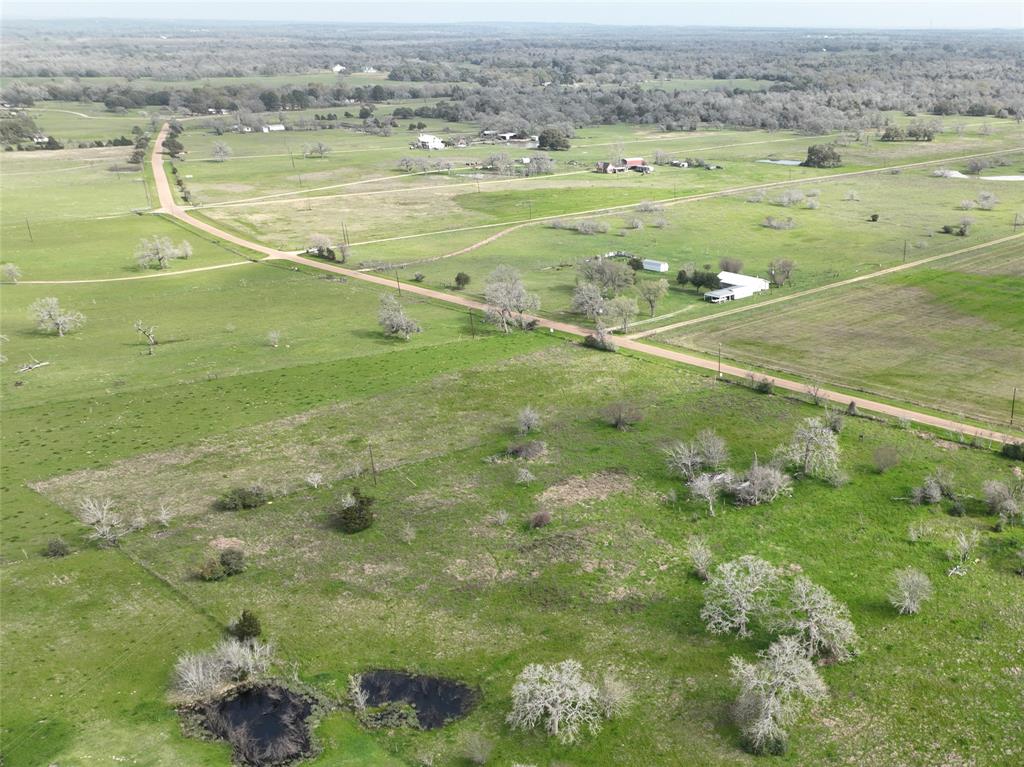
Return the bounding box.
[704,271,771,303]
[416,133,445,150]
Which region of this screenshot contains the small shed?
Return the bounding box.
[261,124,286,132]
[642,259,669,273]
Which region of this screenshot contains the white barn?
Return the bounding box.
[261,124,286,133]
[704,271,771,303]
[642,259,670,273]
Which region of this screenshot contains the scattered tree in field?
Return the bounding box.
[776,418,841,481]
[983,471,1022,527]
[378,294,422,340]
[2,263,21,283]
[570,282,606,320]
[484,266,540,332]
[211,141,232,162]
[666,441,704,481]
[802,144,842,168]
[605,296,638,331]
[776,576,859,663]
[685,535,714,580]
[719,257,744,273]
[689,473,728,517]
[582,321,617,352]
[762,216,796,230]
[30,297,85,336]
[331,487,375,533]
[577,257,634,295]
[307,233,335,258]
[976,191,999,211]
[229,609,261,640]
[266,329,281,348]
[602,401,643,431]
[303,141,331,158]
[537,128,570,151]
[872,446,900,473]
[888,567,933,614]
[518,405,541,435]
[729,460,792,506]
[133,320,157,354]
[701,555,783,637]
[79,497,135,545]
[768,258,795,286]
[454,271,471,290]
[135,236,192,270]
[947,528,979,573]
[773,189,804,207]
[45,537,71,558]
[215,485,270,511]
[529,509,552,528]
[637,278,669,317]
[507,660,617,745]
[730,635,828,755]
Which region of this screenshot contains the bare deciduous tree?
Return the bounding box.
[378,294,422,340]
[507,660,617,745]
[304,141,331,158]
[135,236,191,270]
[484,266,540,332]
[570,282,606,320]
[729,460,792,506]
[577,257,634,296]
[637,278,669,317]
[776,418,841,481]
[888,567,933,614]
[689,472,729,517]
[518,406,541,435]
[2,263,21,283]
[133,320,157,354]
[211,141,232,162]
[702,555,783,637]
[730,635,828,755]
[684,535,714,580]
[719,257,744,273]
[602,401,642,431]
[606,296,638,331]
[29,297,85,336]
[776,576,859,663]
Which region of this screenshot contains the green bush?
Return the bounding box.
[44,537,71,558]
[331,487,375,533]
[230,609,262,641]
[1001,442,1024,461]
[197,558,227,581]
[219,547,247,576]
[215,485,270,511]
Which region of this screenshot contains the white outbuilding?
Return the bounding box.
[416,133,445,150]
[642,259,670,273]
[704,271,771,302]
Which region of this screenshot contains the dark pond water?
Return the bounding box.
[204,684,313,766]
[360,670,478,729]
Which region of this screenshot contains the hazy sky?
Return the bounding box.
[3,1,1023,29]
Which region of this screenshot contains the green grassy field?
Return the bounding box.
[2,97,1024,767]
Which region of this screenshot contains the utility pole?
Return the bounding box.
[367,444,378,486]
[395,270,402,296]
[903,239,908,263]
[718,343,722,377]
[1012,386,1018,426]
[469,309,476,337]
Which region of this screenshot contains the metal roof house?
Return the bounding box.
[705,271,771,303]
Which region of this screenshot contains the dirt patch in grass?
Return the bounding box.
[537,470,634,509]
[209,536,246,550]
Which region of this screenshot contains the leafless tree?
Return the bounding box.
[484,266,540,332]
[518,406,541,435]
[776,576,859,662]
[606,296,638,331]
[888,567,933,614]
[637,278,669,317]
[462,732,493,766]
[2,263,21,283]
[133,320,157,354]
[79,497,134,545]
[729,459,792,506]
[304,141,331,158]
[695,429,729,469]
[684,535,713,580]
[776,417,841,481]
[135,236,191,270]
[983,474,1022,526]
[768,258,795,286]
[211,141,232,162]
[507,660,612,745]
[602,401,643,431]
[872,446,900,474]
[29,297,85,336]
[308,233,333,252]
[719,257,744,273]
[626,217,643,230]
[701,555,783,637]
[577,257,634,295]
[976,191,998,211]
[378,294,422,340]
[730,635,827,755]
[305,472,324,489]
[570,283,606,320]
[666,441,704,481]
[689,472,729,517]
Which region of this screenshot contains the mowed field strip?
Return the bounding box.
[150,124,1022,442]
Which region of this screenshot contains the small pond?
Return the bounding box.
[203,684,314,766]
[359,669,478,729]
[757,159,803,166]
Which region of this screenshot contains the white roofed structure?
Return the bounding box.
[717,271,770,291]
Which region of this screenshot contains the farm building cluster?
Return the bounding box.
[596,157,654,174]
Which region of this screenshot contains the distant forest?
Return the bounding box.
[3,22,1022,134]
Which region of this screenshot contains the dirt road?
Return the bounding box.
[149,125,1020,444]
